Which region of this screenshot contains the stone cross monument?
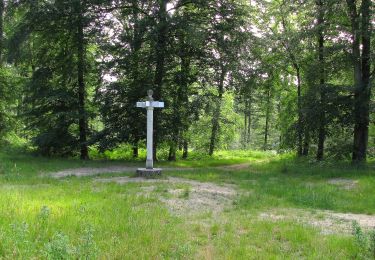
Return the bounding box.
[136,90,164,177]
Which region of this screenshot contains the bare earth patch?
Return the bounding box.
[47,163,253,178]
[95,176,237,215]
[327,178,359,190]
[48,166,198,178]
[220,163,251,170]
[259,208,375,234]
[50,166,138,178]
[47,166,371,233]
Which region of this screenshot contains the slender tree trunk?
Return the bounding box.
[76,1,89,160]
[346,0,372,163]
[295,65,303,156]
[169,89,178,162]
[264,85,271,150]
[354,0,371,162]
[264,117,269,151]
[244,101,248,147]
[130,0,144,151]
[0,0,3,63]
[168,143,177,161]
[132,139,139,158]
[243,94,252,148]
[152,0,168,161]
[280,15,303,156]
[316,0,326,161]
[182,139,188,159]
[247,96,252,146]
[169,51,190,162]
[302,130,309,156]
[209,65,226,156]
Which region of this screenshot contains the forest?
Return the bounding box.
[0,0,374,259]
[0,0,373,162]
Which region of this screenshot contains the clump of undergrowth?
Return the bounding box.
[42,226,98,259]
[42,225,99,259]
[38,205,51,223]
[43,232,72,259]
[0,205,99,259]
[10,221,32,256]
[76,225,99,259]
[352,221,375,259]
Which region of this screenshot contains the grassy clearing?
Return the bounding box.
[0,150,374,259]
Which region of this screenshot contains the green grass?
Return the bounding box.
[0,149,374,259]
[170,158,375,214]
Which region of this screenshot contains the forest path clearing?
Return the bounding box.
[259,208,375,234]
[45,163,374,235]
[95,176,237,215]
[48,166,191,178]
[47,163,251,178]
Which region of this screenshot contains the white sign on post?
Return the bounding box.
[136,90,164,176]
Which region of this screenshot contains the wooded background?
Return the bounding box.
[0,0,373,162]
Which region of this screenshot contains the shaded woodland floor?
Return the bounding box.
[0,150,374,259]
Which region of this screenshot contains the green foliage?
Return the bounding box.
[0,66,22,139]
[0,0,373,161]
[189,92,242,151]
[352,221,375,259]
[6,0,101,156]
[43,232,72,259]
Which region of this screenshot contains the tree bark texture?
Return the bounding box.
[152,0,168,161]
[209,65,226,156]
[316,0,326,161]
[76,0,89,160]
[182,139,188,159]
[0,0,3,63]
[346,0,372,163]
[264,85,271,150]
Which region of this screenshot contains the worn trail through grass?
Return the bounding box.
[47,163,251,178]
[48,162,375,235]
[1,150,375,258]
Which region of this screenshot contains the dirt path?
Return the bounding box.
[50,166,139,178]
[48,165,374,233]
[48,163,251,178]
[95,176,237,215]
[49,166,198,178]
[259,208,375,234]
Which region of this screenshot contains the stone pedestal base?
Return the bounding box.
[136,168,162,177]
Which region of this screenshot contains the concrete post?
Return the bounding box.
[146,106,154,169]
[136,90,164,177]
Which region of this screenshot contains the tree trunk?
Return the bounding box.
[264,85,271,150]
[244,102,247,147]
[302,130,309,156]
[132,141,138,158]
[280,14,303,157]
[209,65,226,156]
[0,0,3,63]
[76,1,89,160]
[168,143,177,161]
[170,51,190,161]
[152,0,168,161]
[316,0,326,161]
[243,95,252,148]
[346,0,371,163]
[247,97,252,146]
[295,65,303,156]
[182,139,188,159]
[130,0,144,152]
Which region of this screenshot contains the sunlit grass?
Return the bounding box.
[0,149,373,258]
